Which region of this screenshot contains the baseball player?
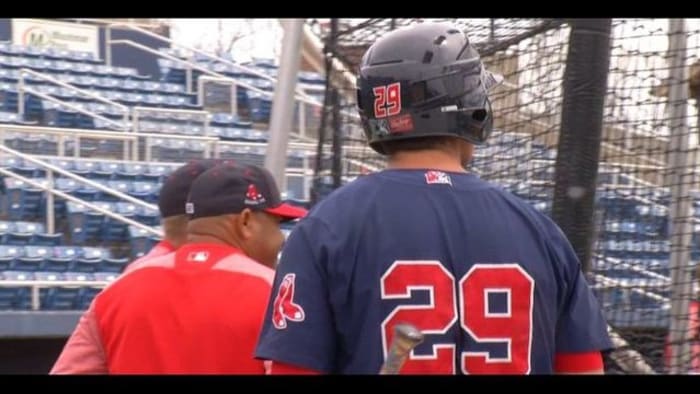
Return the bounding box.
[51,163,306,374]
[255,22,612,374]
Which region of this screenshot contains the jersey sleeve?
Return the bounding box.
[50,301,108,374]
[255,217,338,373]
[548,222,614,353]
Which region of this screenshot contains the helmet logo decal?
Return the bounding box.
[369,119,391,136]
[373,82,402,118]
[388,114,414,133]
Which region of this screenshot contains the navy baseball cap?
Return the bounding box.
[186,163,307,222]
[158,159,229,218]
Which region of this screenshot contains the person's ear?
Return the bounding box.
[236,208,256,240]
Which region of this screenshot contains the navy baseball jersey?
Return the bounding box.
[255,169,612,374]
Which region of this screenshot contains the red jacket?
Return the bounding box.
[51,243,274,374]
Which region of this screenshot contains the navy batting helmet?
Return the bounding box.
[356,22,503,155]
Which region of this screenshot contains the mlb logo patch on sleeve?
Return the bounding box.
[424,170,452,186]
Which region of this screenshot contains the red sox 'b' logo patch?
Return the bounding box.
[272,273,305,329]
[244,184,266,205]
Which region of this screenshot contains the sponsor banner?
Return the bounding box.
[12,18,99,56]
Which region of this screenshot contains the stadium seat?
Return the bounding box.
[33,232,64,246]
[41,257,73,273]
[71,258,101,273]
[99,258,129,273]
[76,287,102,310]
[0,271,34,310]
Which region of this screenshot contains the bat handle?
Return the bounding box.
[380,323,424,375]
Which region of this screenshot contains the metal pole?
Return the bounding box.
[329,18,342,190]
[105,26,112,66]
[299,101,306,138]
[46,170,55,234]
[31,287,39,311]
[74,136,80,158]
[57,135,65,157]
[132,109,139,160]
[18,74,25,117]
[331,88,342,189]
[666,18,694,375]
[311,18,336,205]
[264,18,305,190]
[198,78,204,107]
[186,67,193,95]
[145,137,152,163]
[303,154,310,201]
[231,83,238,118]
[551,19,612,273]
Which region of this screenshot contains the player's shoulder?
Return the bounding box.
[484,183,565,239]
[308,174,381,218]
[213,251,276,286]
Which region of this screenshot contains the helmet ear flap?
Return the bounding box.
[453,95,494,145]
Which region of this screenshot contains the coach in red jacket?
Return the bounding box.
[51,162,307,374]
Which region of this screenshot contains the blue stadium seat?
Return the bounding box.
[24,246,51,259]
[0,221,15,244]
[128,225,158,260]
[0,245,24,259]
[77,287,102,310]
[0,156,23,168]
[71,258,101,273]
[51,178,78,218]
[63,271,94,282]
[99,258,129,273]
[29,272,65,310]
[73,185,100,202]
[53,246,81,260]
[101,214,130,242]
[0,270,34,310]
[81,247,110,260]
[94,272,119,282]
[103,181,131,201]
[66,201,97,243]
[129,182,159,203]
[4,232,34,246]
[0,257,12,271]
[135,207,160,226]
[14,221,44,234]
[0,83,19,112]
[1,177,45,220]
[44,286,81,310]
[33,233,64,247]
[141,164,170,183]
[41,256,73,273]
[219,127,246,141]
[115,202,138,217]
[116,162,147,181]
[73,160,99,175]
[211,113,238,127]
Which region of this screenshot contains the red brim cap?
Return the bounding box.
[265,203,308,222]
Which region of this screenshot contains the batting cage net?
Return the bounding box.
[314,18,700,374]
